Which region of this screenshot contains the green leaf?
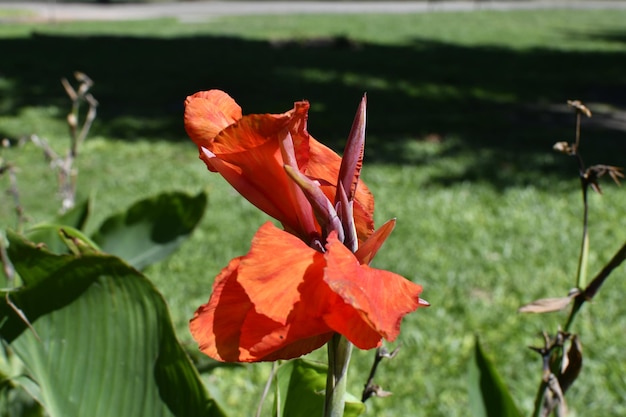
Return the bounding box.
[468,337,522,417]
[274,359,365,417]
[23,224,100,256]
[0,340,44,417]
[91,191,207,270]
[0,376,44,417]
[18,198,94,257]
[1,231,226,417]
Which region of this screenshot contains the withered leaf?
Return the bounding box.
[584,165,624,194]
[559,335,583,394]
[518,290,579,314]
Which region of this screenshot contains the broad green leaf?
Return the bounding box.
[1,231,225,417]
[274,359,365,417]
[468,337,522,417]
[91,191,207,270]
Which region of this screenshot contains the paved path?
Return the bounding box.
[4,1,626,22]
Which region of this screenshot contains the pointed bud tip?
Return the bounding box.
[200,146,215,159]
[418,298,430,307]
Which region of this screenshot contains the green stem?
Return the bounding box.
[324,334,353,417]
[575,183,589,289]
[531,380,547,417]
[564,296,584,333]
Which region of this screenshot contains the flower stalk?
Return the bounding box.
[324,334,353,417]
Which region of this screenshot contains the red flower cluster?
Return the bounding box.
[185,90,426,362]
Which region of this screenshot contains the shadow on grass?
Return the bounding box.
[1,29,625,188]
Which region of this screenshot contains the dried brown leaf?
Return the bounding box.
[518,291,579,314]
[559,335,583,394]
[584,165,624,194]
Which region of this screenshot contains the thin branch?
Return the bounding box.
[5,293,40,341]
[0,238,15,281]
[75,93,98,155]
[29,134,59,163]
[361,346,399,402]
[5,164,27,229]
[583,241,626,301]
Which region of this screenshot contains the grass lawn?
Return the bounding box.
[2,8,626,417]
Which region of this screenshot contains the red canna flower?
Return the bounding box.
[184,90,375,244]
[186,91,427,362]
[190,221,426,362]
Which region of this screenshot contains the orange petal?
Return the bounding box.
[184,90,242,149]
[199,147,287,222]
[238,222,325,322]
[189,257,251,362]
[192,222,337,362]
[323,234,424,348]
[236,223,340,360]
[251,332,334,362]
[238,306,334,361]
[286,101,312,172]
[322,302,383,350]
[200,138,303,233]
[355,218,396,265]
[211,113,287,154]
[206,112,321,240]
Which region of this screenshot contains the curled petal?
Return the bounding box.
[208,115,318,240]
[286,101,312,172]
[323,233,425,349]
[189,257,250,362]
[200,147,289,223]
[184,90,242,149]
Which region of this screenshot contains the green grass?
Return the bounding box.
[2,9,626,417]
[0,8,34,19]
